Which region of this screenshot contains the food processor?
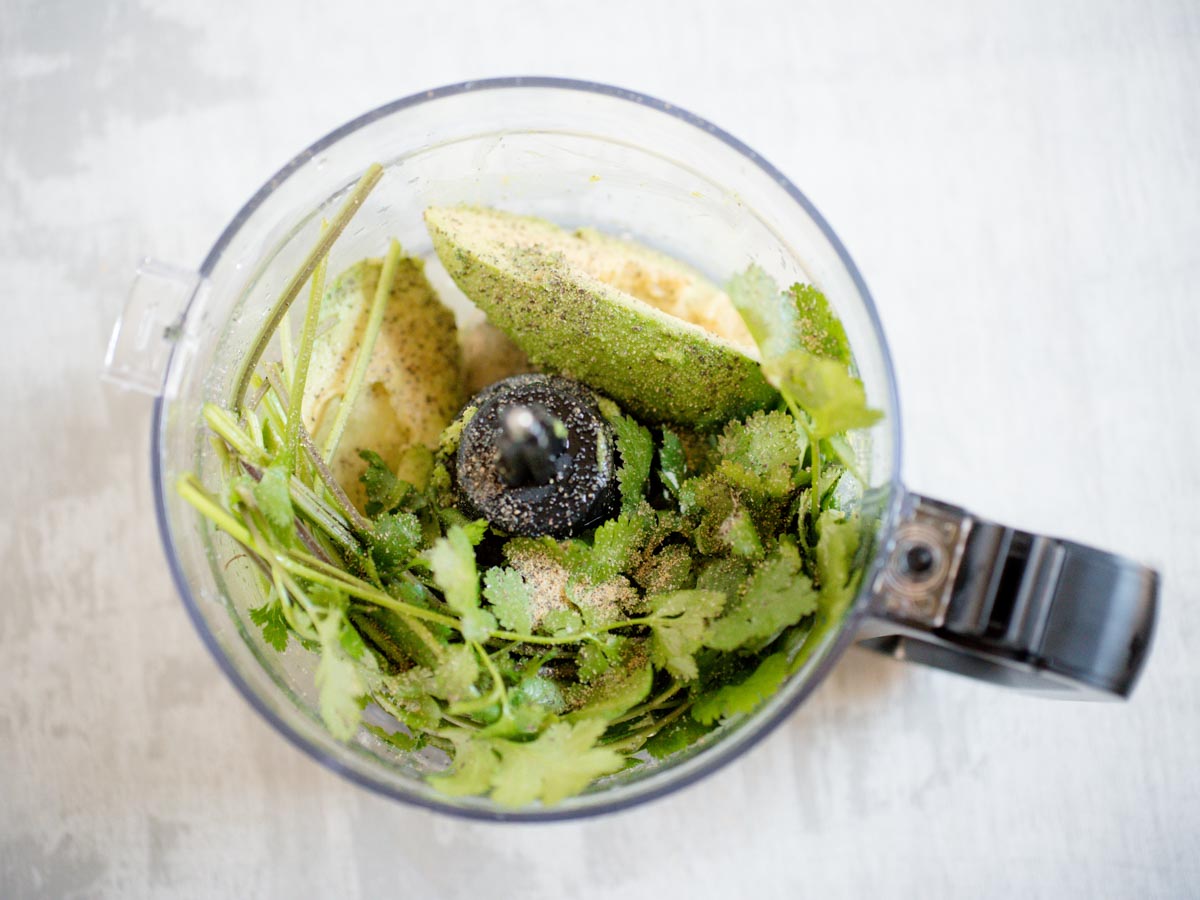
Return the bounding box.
[104,77,1158,821]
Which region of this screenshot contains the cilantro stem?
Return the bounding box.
[271,569,319,641]
[265,366,373,535]
[230,163,384,411]
[184,468,684,664]
[204,404,266,465]
[391,605,449,666]
[440,713,483,732]
[321,238,402,464]
[275,558,462,630]
[782,394,822,524]
[284,474,362,558]
[809,438,822,523]
[488,616,654,646]
[246,380,270,413]
[292,529,331,565]
[491,628,598,646]
[178,474,253,545]
[284,224,329,470]
[609,681,684,725]
[245,407,265,452]
[368,691,453,743]
[208,435,231,478]
[297,424,374,535]
[259,369,290,448]
[237,456,359,560]
[278,306,294,393]
[268,554,325,642]
[178,474,462,632]
[450,643,508,716]
[604,701,693,752]
[478,643,509,706]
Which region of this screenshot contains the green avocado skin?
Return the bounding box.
[425,206,778,430]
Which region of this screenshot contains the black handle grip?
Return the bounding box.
[857,493,1159,698]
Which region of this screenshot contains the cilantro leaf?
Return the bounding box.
[438,509,488,545]
[816,508,860,602]
[462,664,564,740]
[565,644,653,720]
[695,557,750,596]
[716,410,807,499]
[430,643,480,703]
[429,734,498,797]
[782,510,864,676]
[371,668,443,732]
[766,349,882,440]
[602,403,654,513]
[723,510,763,560]
[427,525,494,641]
[565,513,650,583]
[459,609,498,644]
[542,607,584,638]
[510,674,567,716]
[577,636,625,682]
[249,600,289,652]
[358,449,409,517]
[693,645,759,692]
[644,715,715,760]
[567,575,634,629]
[727,264,799,363]
[503,535,565,564]
[437,406,475,458]
[644,590,726,680]
[676,412,809,560]
[633,544,694,594]
[704,541,818,651]
[365,724,420,752]
[677,473,737,556]
[485,675,563,737]
[729,266,881,440]
[253,464,297,546]
[339,619,368,659]
[482,567,534,634]
[691,652,788,725]
[659,429,687,496]
[826,433,867,486]
[789,283,851,364]
[586,514,649,581]
[314,608,369,740]
[369,511,422,575]
[350,607,440,671]
[460,517,489,546]
[489,719,625,807]
[577,642,611,682]
[432,719,626,807]
[729,266,850,364]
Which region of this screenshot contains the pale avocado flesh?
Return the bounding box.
[303,256,461,510]
[424,206,778,430]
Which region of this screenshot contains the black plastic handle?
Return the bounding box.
[856,493,1159,698]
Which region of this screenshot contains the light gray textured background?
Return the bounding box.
[2,0,1198,897]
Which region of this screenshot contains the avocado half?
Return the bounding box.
[303,256,461,510]
[424,206,777,430]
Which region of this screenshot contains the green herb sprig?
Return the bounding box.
[181,200,878,806]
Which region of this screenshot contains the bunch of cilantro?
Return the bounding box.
[180,194,881,808]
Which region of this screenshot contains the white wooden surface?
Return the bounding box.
[2,0,1198,896]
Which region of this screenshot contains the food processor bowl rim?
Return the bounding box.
[154,75,905,822]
